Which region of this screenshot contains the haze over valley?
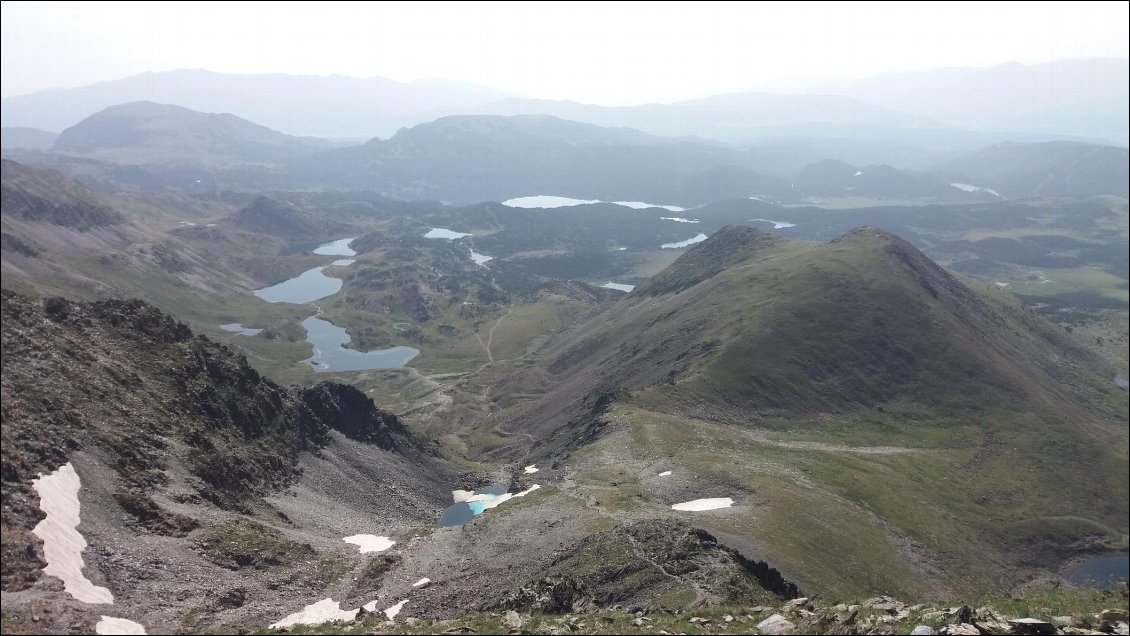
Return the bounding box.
[1,2,1127,635]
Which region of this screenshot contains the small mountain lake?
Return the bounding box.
[1062,555,1129,587]
[439,484,541,526]
[661,233,708,249]
[424,228,473,239]
[252,238,418,371]
[312,237,358,256]
[502,195,685,211]
[254,267,344,304]
[302,315,419,372]
[439,485,507,526]
[750,218,797,229]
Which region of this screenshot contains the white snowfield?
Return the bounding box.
[95,616,147,635]
[32,463,115,604]
[342,534,396,553]
[269,598,358,629]
[671,497,734,511]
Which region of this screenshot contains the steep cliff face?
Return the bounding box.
[0,290,416,591]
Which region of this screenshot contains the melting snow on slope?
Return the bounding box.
[342,534,396,553]
[950,183,1001,197]
[363,599,409,620]
[523,464,539,474]
[671,497,734,511]
[601,281,635,292]
[95,617,147,635]
[270,598,358,629]
[464,484,542,511]
[32,463,114,604]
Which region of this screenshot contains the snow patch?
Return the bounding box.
[270,598,358,629]
[601,282,635,292]
[950,183,1001,197]
[342,535,395,553]
[32,463,114,604]
[412,577,431,588]
[671,497,734,511]
[95,617,146,635]
[466,484,541,511]
[658,470,672,477]
[364,599,409,620]
[523,464,539,474]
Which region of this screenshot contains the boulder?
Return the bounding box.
[501,610,525,630]
[1100,610,1129,624]
[911,627,937,636]
[1051,616,1077,628]
[756,613,797,635]
[973,607,1012,635]
[863,596,906,612]
[1006,617,1056,635]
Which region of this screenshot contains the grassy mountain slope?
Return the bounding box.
[478,226,1127,598]
[53,101,328,166]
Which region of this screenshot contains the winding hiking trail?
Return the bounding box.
[624,533,708,607]
[740,428,925,455]
[475,308,512,365]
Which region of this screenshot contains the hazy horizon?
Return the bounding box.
[2,1,1127,103]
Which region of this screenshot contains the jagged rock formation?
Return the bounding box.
[0,290,412,591]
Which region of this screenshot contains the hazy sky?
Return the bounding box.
[2,1,1127,103]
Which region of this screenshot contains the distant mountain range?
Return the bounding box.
[3,103,1126,202]
[2,59,1126,148]
[778,58,1129,146]
[0,69,516,138]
